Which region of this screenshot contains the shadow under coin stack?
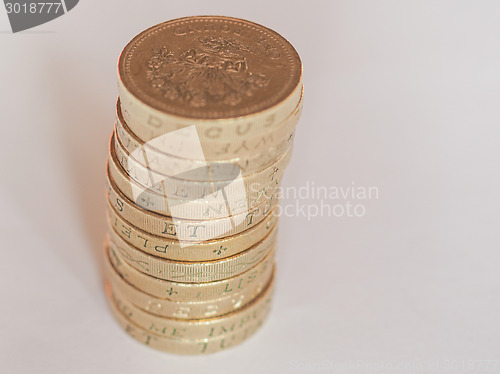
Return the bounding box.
[104,16,303,354]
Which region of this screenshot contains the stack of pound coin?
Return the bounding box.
[103,15,303,355]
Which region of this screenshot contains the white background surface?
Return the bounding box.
[1,1,499,373]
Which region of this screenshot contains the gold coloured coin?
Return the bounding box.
[115,94,302,163]
[105,167,279,242]
[107,223,277,282]
[105,203,278,262]
[104,250,272,319]
[108,139,284,219]
[109,270,274,340]
[106,241,275,301]
[112,132,291,199]
[115,119,294,179]
[105,284,271,355]
[118,16,303,142]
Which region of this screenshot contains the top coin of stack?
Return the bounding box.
[104,15,303,355]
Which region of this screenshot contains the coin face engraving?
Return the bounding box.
[119,16,302,120]
[146,37,270,108]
